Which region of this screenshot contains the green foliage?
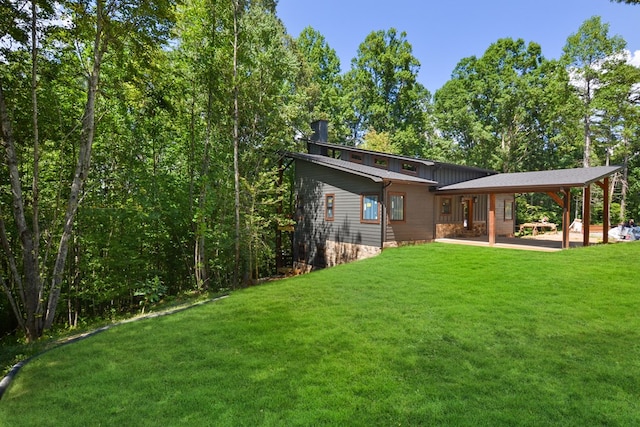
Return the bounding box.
[294,26,350,142]
[344,28,431,155]
[434,38,580,172]
[134,276,168,313]
[515,194,562,226]
[2,2,639,343]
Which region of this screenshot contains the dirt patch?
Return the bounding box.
[520,230,603,244]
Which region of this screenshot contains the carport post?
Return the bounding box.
[488,193,496,246]
[562,189,571,249]
[583,185,591,247]
[596,177,610,244]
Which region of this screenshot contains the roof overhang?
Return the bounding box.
[286,151,437,186]
[436,165,623,195]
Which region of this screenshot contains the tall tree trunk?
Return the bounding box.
[232,0,240,287]
[619,135,630,221]
[31,0,43,323]
[44,0,107,330]
[0,82,42,341]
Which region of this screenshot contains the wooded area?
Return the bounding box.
[1,0,639,341]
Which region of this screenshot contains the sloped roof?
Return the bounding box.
[309,141,497,175]
[309,141,436,167]
[437,165,623,194]
[286,152,437,185]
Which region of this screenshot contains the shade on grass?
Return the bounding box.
[2,243,640,426]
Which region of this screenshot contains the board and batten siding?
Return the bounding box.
[294,161,382,268]
[384,183,435,244]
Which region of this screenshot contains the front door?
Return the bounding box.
[464,198,474,231]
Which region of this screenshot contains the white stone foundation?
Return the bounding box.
[325,240,381,267]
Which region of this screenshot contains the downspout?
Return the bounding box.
[381,181,393,249]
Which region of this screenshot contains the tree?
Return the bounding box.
[593,61,640,221]
[561,16,626,168]
[294,26,350,142]
[0,0,175,341]
[434,38,571,172]
[344,28,430,155]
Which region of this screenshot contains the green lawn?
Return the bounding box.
[2,242,640,426]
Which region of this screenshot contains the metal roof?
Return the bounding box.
[286,152,438,185]
[308,141,498,175]
[308,141,436,167]
[437,165,623,194]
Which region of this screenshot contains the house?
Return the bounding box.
[285,121,623,271]
[285,121,515,270]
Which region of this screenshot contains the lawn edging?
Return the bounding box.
[0,295,228,401]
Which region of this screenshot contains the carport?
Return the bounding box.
[437,165,623,249]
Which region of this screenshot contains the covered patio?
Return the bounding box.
[437,165,623,249]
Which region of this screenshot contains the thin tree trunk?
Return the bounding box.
[31,0,43,322]
[232,0,240,287]
[0,81,41,341]
[583,79,592,168]
[0,214,26,332]
[44,0,107,330]
[619,136,630,221]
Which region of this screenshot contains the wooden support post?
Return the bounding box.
[489,193,496,246]
[596,178,610,244]
[583,185,591,247]
[563,189,571,249]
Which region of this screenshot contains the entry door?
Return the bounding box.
[464,199,474,231]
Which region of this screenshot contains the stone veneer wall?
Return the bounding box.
[325,240,381,267]
[436,222,487,238]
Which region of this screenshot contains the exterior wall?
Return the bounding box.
[384,183,435,244]
[324,241,381,267]
[431,164,492,186]
[434,193,515,238]
[434,194,488,238]
[294,161,382,269]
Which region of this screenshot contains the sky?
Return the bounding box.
[276,0,640,93]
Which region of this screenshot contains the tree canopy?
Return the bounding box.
[1,8,639,341]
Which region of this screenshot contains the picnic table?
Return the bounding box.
[519,222,557,235]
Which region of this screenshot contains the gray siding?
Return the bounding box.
[384,183,435,243]
[432,164,493,186]
[294,161,382,267]
[435,194,488,224]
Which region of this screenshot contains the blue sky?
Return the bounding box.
[276,0,640,93]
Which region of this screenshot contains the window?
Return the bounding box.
[349,152,363,163]
[504,201,513,221]
[401,162,417,174]
[361,194,380,223]
[328,148,342,159]
[325,194,335,221]
[389,193,405,222]
[441,198,452,215]
[373,157,388,169]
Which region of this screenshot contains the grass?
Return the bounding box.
[1,242,640,426]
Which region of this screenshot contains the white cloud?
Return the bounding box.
[628,50,640,68]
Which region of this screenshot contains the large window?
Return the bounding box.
[361,194,380,223]
[389,193,405,222]
[325,194,335,221]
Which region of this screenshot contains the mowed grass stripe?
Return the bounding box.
[2,243,640,426]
